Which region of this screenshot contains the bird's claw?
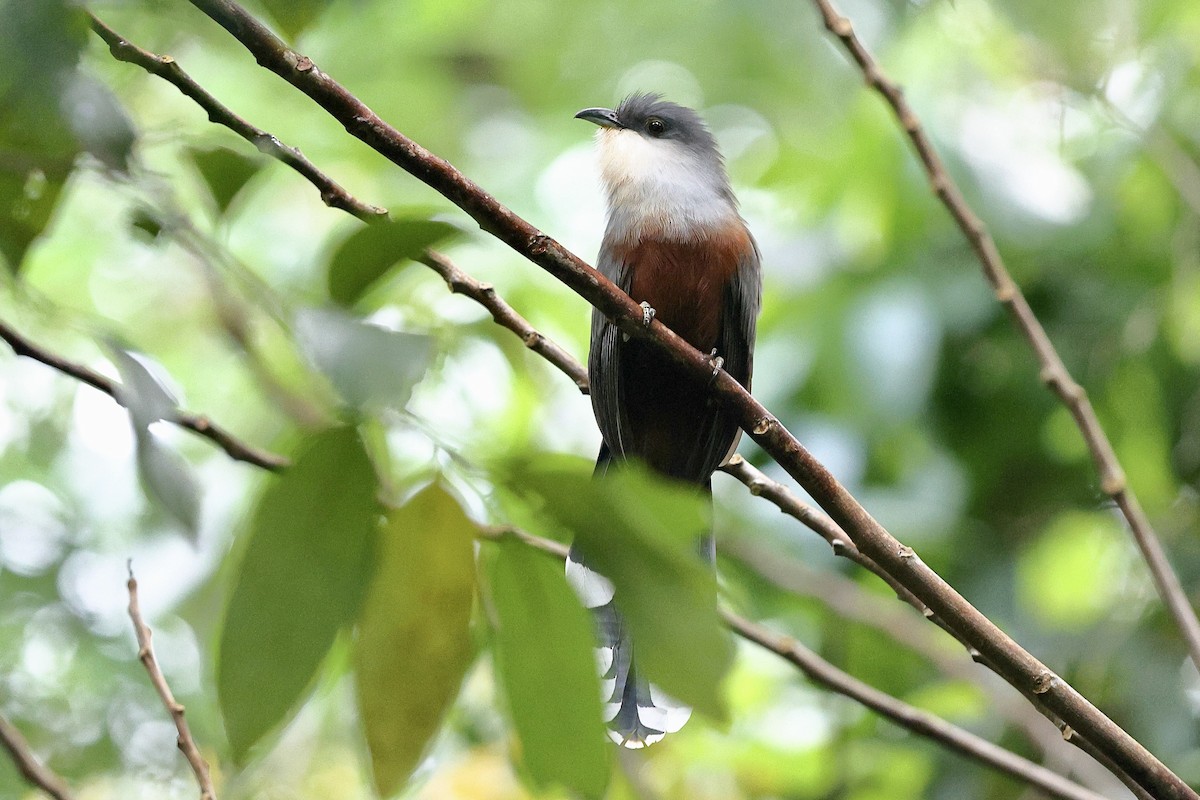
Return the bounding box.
[639,301,656,327]
[708,348,724,378]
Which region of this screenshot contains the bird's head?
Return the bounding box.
[575,93,734,227]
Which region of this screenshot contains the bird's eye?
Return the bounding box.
[646,117,667,137]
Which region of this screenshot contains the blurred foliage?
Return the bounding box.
[1,0,1199,798]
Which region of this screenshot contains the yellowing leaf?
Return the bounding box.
[355,484,477,796]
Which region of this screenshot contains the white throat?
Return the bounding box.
[597,128,738,242]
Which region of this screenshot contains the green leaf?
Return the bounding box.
[189,146,264,214]
[295,307,433,412]
[486,539,610,798]
[354,485,477,796]
[218,426,380,760]
[259,0,332,39]
[327,218,459,306]
[0,0,86,274]
[511,457,733,723]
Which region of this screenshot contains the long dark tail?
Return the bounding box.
[564,446,710,748]
[566,543,693,747]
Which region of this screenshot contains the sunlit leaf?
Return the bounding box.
[219,426,380,760]
[486,539,610,798]
[327,218,460,306]
[1017,510,1125,628]
[189,146,264,214]
[510,457,733,723]
[355,484,477,796]
[295,306,433,412]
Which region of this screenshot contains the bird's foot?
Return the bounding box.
[639,301,656,327]
[707,349,724,380]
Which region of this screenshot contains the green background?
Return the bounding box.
[1,0,1199,797]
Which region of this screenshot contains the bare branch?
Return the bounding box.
[88,14,386,223]
[724,540,1131,796]
[0,319,288,471]
[806,0,1200,678]
[724,613,1116,800]
[127,565,217,800]
[0,714,76,800]
[179,2,1195,794]
[719,455,928,613]
[418,250,590,393]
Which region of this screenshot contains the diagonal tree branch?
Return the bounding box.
[0,319,287,471]
[88,14,590,400]
[88,14,386,223]
[806,0,1200,678]
[0,713,76,800]
[481,525,1110,800]
[127,565,217,800]
[178,2,1194,794]
[418,250,590,393]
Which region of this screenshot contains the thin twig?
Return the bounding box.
[0,319,288,471]
[88,13,386,223]
[481,526,1109,800]
[418,250,590,393]
[723,613,1114,800]
[127,565,217,800]
[719,455,929,614]
[0,714,76,800]
[724,540,1130,796]
[807,0,1200,678]
[88,15,580,400]
[180,2,1195,794]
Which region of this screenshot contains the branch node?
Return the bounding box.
[528,233,549,255]
[1101,473,1127,496]
[1032,670,1057,695]
[295,55,314,72]
[752,416,774,435]
[898,545,916,560]
[522,331,542,348]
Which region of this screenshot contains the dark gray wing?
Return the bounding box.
[695,233,762,476]
[588,238,632,459]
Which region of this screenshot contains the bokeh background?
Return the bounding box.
[2,0,1200,797]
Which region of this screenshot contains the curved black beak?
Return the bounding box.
[575,107,624,129]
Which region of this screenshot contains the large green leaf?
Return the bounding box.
[486,539,610,798]
[218,426,380,760]
[354,484,477,796]
[327,218,460,306]
[294,307,433,413]
[511,457,733,724]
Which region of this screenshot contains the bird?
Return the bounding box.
[568,93,762,748]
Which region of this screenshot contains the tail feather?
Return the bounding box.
[566,545,692,748]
